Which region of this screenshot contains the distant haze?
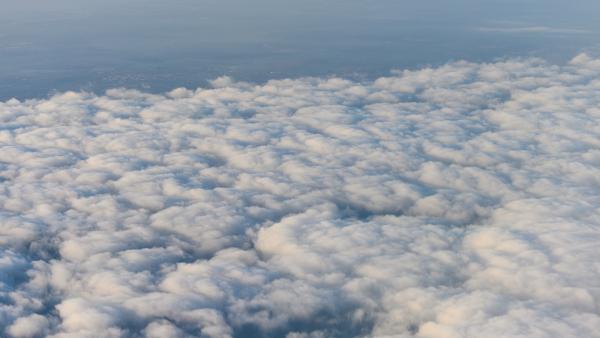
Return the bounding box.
[1,0,600,99]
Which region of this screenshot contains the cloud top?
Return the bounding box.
[1,55,600,337]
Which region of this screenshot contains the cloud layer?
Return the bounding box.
[1,55,600,338]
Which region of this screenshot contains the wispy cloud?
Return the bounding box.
[479,25,589,34]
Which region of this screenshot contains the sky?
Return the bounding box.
[2,2,600,338]
[1,0,600,99]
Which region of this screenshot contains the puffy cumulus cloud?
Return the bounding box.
[5,314,50,338]
[1,55,600,338]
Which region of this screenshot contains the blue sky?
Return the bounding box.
[1,0,600,99]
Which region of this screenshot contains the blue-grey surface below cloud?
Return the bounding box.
[2,55,600,338]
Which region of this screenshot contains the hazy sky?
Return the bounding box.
[1,0,600,99]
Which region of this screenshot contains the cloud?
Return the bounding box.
[1,54,600,337]
[478,26,590,34]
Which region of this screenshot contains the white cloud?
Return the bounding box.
[5,314,49,338]
[478,26,589,34]
[1,55,600,337]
